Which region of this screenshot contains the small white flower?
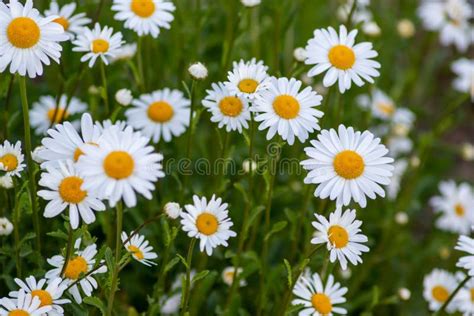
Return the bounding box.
[0,218,13,236]
[397,19,415,38]
[222,267,247,287]
[45,1,91,39]
[398,287,411,301]
[293,47,307,62]
[451,58,474,99]
[242,159,257,174]
[455,278,474,314]
[121,231,158,266]
[111,43,137,62]
[0,140,26,178]
[455,229,474,276]
[226,59,269,101]
[164,202,182,219]
[395,212,409,225]
[423,269,459,312]
[188,62,208,80]
[241,0,261,7]
[32,146,46,164]
[115,89,133,106]
[362,21,381,37]
[0,176,13,189]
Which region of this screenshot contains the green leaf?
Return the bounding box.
[191,270,209,284]
[233,182,249,203]
[19,232,36,248]
[264,220,288,241]
[164,257,180,273]
[283,259,292,288]
[104,248,115,272]
[176,254,188,269]
[47,230,69,241]
[83,296,107,315]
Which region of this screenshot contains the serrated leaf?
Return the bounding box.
[104,248,114,272]
[47,230,69,241]
[283,259,292,288]
[83,296,107,315]
[191,270,209,284]
[264,220,288,241]
[164,257,180,273]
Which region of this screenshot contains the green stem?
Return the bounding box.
[100,60,110,116]
[180,238,197,315]
[181,80,196,200]
[434,275,471,316]
[107,202,124,316]
[60,224,74,277]
[2,75,14,139]
[137,37,145,91]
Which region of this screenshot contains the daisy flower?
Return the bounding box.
[292,272,348,316]
[386,135,413,157]
[423,269,459,312]
[46,238,107,304]
[180,195,237,256]
[301,125,394,208]
[0,217,13,236]
[110,43,137,62]
[37,113,102,168]
[430,181,474,234]
[455,230,474,276]
[222,267,247,287]
[253,77,324,145]
[121,231,158,266]
[0,290,52,316]
[37,160,106,229]
[311,208,369,270]
[0,140,25,177]
[357,89,397,121]
[0,0,67,78]
[125,89,190,143]
[76,126,165,208]
[45,1,91,39]
[455,278,474,315]
[304,25,381,93]
[202,82,251,133]
[30,95,87,135]
[451,58,474,99]
[9,276,70,315]
[72,23,124,68]
[225,58,269,101]
[112,0,176,38]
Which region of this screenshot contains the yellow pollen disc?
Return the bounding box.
[432,285,449,303]
[92,39,110,54]
[64,256,88,280]
[47,108,68,124]
[470,288,474,301]
[131,0,156,18]
[74,142,98,162]
[196,213,219,236]
[328,45,355,70]
[272,95,300,119]
[53,17,70,30]
[454,203,465,217]
[59,176,87,204]
[238,79,259,94]
[225,271,235,279]
[128,245,145,260]
[0,154,18,171]
[328,225,349,248]
[219,96,243,117]
[103,151,135,180]
[147,101,174,123]
[377,102,395,116]
[31,289,53,307]
[333,150,365,180]
[8,310,29,316]
[311,293,332,314]
[7,17,40,49]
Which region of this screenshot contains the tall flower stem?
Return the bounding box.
[60,224,74,276]
[99,60,110,116]
[18,76,41,254]
[180,238,197,315]
[434,275,471,315]
[107,202,124,316]
[137,36,145,91]
[181,80,196,200]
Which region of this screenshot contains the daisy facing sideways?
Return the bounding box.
[292,272,348,316]
[0,0,68,78]
[121,231,158,266]
[253,77,324,145]
[455,228,474,276]
[226,58,269,101]
[304,25,381,93]
[45,1,91,39]
[125,89,191,143]
[0,140,25,178]
[0,290,52,316]
[202,82,251,133]
[46,238,107,304]
[112,0,176,38]
[180,195,237,256]
[301,124,394,208]
[423,269,459,313]
[455,278,474,315]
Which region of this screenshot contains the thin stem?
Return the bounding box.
[106,202,124,316]
[2,75,14,139]
[100,59,110,116]
[434,275,471,316]
[137,36,145,91]
[180,238,197,315]
[60,224,74,277]
[181,80,196,200]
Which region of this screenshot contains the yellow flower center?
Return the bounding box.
[128,245,145,260]
[92,39,110,54]
[31,289,53,307]
[328,225,349,248]
[53,17,70,30]
[147,101,174,123]
[59,176,87,204]
[103,151,135,180]
[196,213,219,236]
[328,45,355,70]
[64,256,88,280]
[131,0,156,17]
[73,142,98,162]
[0,154,18,171]
[47,108,68,124]
[376,102,395,116]
[272,95,300,119]
[311,293,332,314]
[454,203,465,217]
[470,288,474,302]
[333,150,365,180]
[7,17,41,49]
[8,310,29,316]
[219,96,243,117]
[238,79,259,93]
[432,285,449,303]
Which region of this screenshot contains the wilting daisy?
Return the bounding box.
[455,278,474,315]
[76,126,165,207]
[72,23,124,67]
[46,238,107,304]
[0,290,52,316]
[423,269,459,312]
[121,231,158,266]
[30,95,87,135]
[292,272,348,316]
[9,276,70,315]
[301,125,394,208]
[38,113,102,168]
[45,1,91,39]
[0,141,25,177]
[38,160,106,229]
[305,25,381,93]
[451,58,474,98]
[180,195,237,256]
[430,181,474,234]
[226,59,269,101]
[311,208,369,270]
[125,89,190,143]
[202,82,251,133]
[253,77,324,145]
[222,267,247,287]
[112,0,176,38]
[455,230,474,276]
[0,0,68,78]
